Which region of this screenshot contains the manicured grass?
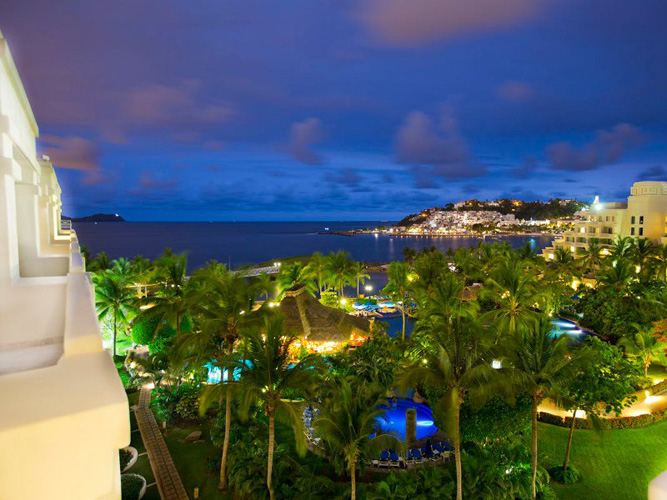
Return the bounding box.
[162,423,233,500]
[538,421,667,499]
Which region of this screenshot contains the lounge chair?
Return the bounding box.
[433,442,445,454]
[412,448,427,465]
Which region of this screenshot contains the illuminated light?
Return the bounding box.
[422,359,428,364]
[139,303,155,310]
[240,310,245,315]
[645,390,650,399]
[340,299,347,305]
[653,378,665,385]
[408,276,414,281]
[364,285,373,292]
[636,265,641,274]
[417,420,434,426]
[570,246,576,253]
[492,360,502,369]
[571,279,580,290]
[274,262,281,267]
[593,203,601,212]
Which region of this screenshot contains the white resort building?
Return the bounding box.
[0,30,129,498]
[543,181,667,258]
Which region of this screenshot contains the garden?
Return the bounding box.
[93,236,667,499]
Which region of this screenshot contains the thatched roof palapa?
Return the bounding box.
[279,285,371,343]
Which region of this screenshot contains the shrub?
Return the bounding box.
[152,383,201,423]
[119,448,134,471]
[460,396,531,443]
[549,465,581,484]
[121,473,145,500]
[537,484,558,500]
[174,392,200,421]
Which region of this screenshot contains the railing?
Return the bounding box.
[60,219,72,231]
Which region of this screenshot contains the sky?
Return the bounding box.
[1,0,666,221]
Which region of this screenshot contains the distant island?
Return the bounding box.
[63,213,125,222]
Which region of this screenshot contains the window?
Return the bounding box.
[639,216,644,224]
[631,227,635,236]
[606,216,609,222]
[639,227,644,236]
[631,216,636,224]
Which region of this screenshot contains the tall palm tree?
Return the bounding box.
[254,271,275,302]
[400,313,496,500]
[351,261,370,298]
[382,262,411,342]
[551,247,577,282]
[94,273,136,356]
[481,259,541,335]
[239,315,318,500]
[500,317,579,499]
[89,251,111,273]
[176,267,260,490]
[306,252,328,297]
[325,251,355,298]
[314,378,401,500]
[619,324,665,377]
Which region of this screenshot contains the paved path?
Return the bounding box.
[136,386,189,500]
[539,388,667,419]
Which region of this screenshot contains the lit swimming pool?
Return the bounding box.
[549,318,593,342]
[376,399,438,441]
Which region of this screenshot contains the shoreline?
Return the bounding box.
[320,229,559,238]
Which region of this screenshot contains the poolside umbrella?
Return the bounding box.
[278,285,371,349]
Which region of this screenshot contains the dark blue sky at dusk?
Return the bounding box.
[2,0,666,221]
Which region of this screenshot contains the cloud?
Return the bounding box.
[356,0,548,47]
[40,135,100,171]
[396,109,487,185]
[288,118,324,165]
[637,165,666,181]
[325,168,362,187]
[497,81,533,102]
[124,81,234,127]
[512,157,537,179]
[138,172,178,189]
[547,123,643,171]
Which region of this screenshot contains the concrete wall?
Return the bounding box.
[0,30,129,500]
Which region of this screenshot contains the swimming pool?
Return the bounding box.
[376,399,438,441]
[549,317,593,342]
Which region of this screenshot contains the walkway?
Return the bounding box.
[539,387,667,419]
[136,386,189,500]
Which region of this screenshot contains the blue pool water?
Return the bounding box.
[376,399,438,441]
[549,317,593,342]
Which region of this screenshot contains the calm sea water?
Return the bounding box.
[73,221,554,270]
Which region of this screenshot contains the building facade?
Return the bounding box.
[543,181,667,258]
[0,30,129,498]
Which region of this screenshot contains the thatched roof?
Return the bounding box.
[279,285,371,343]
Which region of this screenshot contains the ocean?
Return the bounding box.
[73,221,555,270]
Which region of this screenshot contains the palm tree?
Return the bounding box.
[351,261,370,298]
[110,257,133,279]
[551,247,577,282]
[94,273,136,356]
[619,324,665,377]
[382,262,411,342]
[400,313,496,500]
[325,251,355,298]
[578,238,604,276]
[609,236,633,267]
[652,243,667,281]
[631,238,655,281]
[598,258,634,294]
[314,378,401,500]
[401,247,417,264]
[306,252,328,297]
[500,316,579,499]
[276,261,313,297]
[254,271,275,302]
[481,259,541,335]
[89,251,111,273]
[239,315,318,500]
[176,267,260,490]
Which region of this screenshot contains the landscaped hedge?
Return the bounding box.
[538,408,667,430]
[649,378,667,395]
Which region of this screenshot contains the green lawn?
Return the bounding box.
[162,422,234,500]
[539,421,667,499]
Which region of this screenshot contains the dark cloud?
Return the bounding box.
[547,123,643,171]
[396,109,487,183]
[288,118,324,165]
[356,0,549,47]
[637,165,667,181]
[138,172,179,189]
